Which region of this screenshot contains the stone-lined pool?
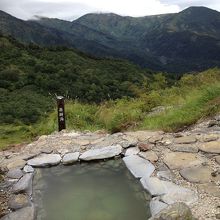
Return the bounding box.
[33,159,151,220]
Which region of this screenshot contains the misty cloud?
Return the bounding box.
[0,0,219,21]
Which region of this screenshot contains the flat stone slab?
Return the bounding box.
[180,165,212,183]
[125,147,140,156]
[79,145,122,161]
[12,173,33,195]
[6,169,23,179]
[139,151,158,163]
[141,177,198,205]
[6,159,26,170]
[123,155,155,178]
[8,194,30,210]
[199,141,220,154]
[27,154,61,167]
[198,183,220,197]
[157,170,174,181]
[150,197,168,216]
[161,188,198,205]
[140,177,176,196]
[201,134,219,142]
[1,206,35,220]
[169,144,198,153]
[62,152,80,165]
[173,136,197,144]
[163,152,203,170]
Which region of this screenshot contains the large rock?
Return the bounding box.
[1,206,35,220]
[123,155,155,178]
[62,152,79,165]
[27,154,61,167]
[79,145,122,161]
[8,194,30,210]
[163,152,203,170]
[174,136,197,144]
[150,197,168,216]
[180,165,212,183]
[12,173,33,195]
[149,202,195,220]
[6,169,23,179]
[199,141,220,154]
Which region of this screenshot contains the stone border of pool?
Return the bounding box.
[1,144,198,220]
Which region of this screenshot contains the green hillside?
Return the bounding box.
[0,35,156,125]
[1,7,220,73]
[0,34,220,149]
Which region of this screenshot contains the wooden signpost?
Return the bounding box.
[57,96,66,131]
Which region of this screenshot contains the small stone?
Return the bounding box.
[6,169,23,179]
[138,151,158,163]
[208,120,218,127]
[62,152,79,165]
[40,148,53,154]
[180,165,212,183]
[199,141,220,154]
[173,136,197,144]
[163,152,203,170]
[149,136,162,144]
[169,144,198,153]
[215,116,220,121]
[27,154,61,167]
[216,156,220,165]
[125,147,140,156]
[23,165,34,173]
[137,142,152,151]
[216,213,220,219]
[8,194,30,210]
[6,159,26,170]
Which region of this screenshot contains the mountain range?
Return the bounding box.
[1,6,220,73]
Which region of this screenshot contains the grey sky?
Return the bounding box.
[0,0,220,21]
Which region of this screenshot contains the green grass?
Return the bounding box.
[140,84,220,131]
[1,69,220,150]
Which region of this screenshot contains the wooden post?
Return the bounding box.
[57,96,66,131]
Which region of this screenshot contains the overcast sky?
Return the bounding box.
[0,0,220,21]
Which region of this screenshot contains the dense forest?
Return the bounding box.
[0,35,163,125]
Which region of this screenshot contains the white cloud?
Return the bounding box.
[0,0,219,20]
